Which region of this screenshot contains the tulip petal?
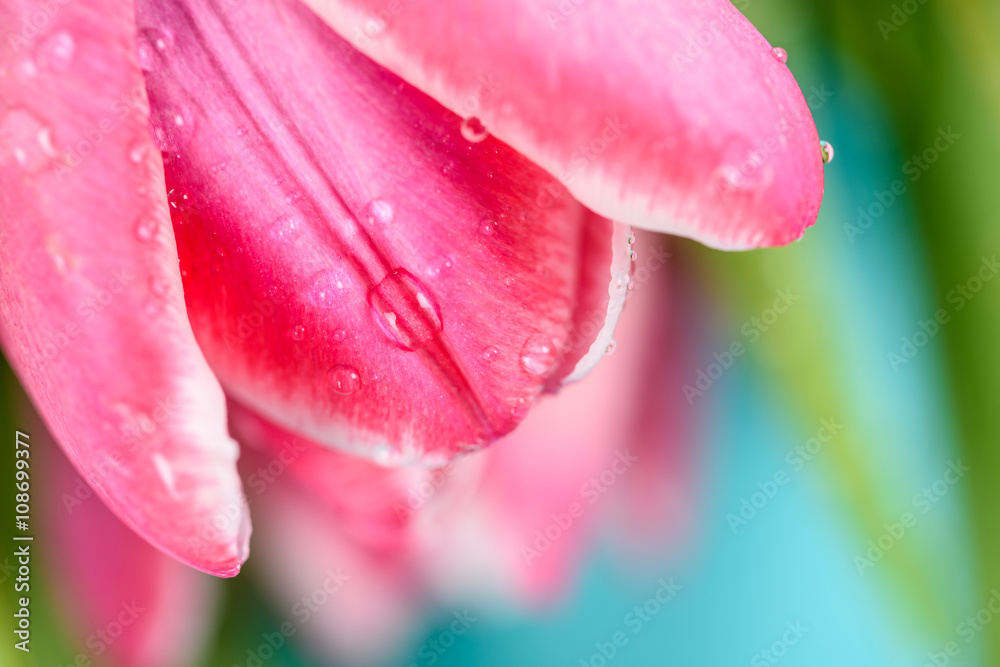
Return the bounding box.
[301,0,825,249]
[136,0,624,463]
[229,400,482,552]
[252,477,424,665]
[0,0,248,575]
[42,429,219,667]
[428,233,670,601]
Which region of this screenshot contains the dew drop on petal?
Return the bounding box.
[481,345,500,362]
[0,108,58,172]
[364,17,386,37]
[151,103,194,152]
[629,250,638,262]
[479,218,496,236]
[364,199,394,225]
[605,339,617,355]
[288,324,306,341]
[269,214,302,242]
[148,274,170,296]
[329,365,361,395]
[333,328,348,343]
[460,117,489,143]
[368,269,443,350]
[820,140,835,164]
[167,188,191,212]
[307,268,353,307]
[771,46,788,64]
[128,141,148,164]
[519,334,559,377]
[136,27,173,72]
[134,216,158,241]
[37,31,75,71]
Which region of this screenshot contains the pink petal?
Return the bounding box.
[427,233,672,602]
[41,423,218,667]
[0,0,248,576]
[229,400,481,552]
[251,477,424,665]
[136,0,625,463]
[301,0,825,249]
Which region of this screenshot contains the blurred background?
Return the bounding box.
[3,0,1000,665]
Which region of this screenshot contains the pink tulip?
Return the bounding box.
[0,0,825,578]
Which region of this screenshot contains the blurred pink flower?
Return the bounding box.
[0,0,824,581]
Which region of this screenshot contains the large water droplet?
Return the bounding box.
[482,345,500,362]
[329,365,361,395]
[0,108,57,172]
[460,117,489,143]
[519,334,559,377]
[37,31,75,71]
[605,339,617,355]
[288,324,306,341]
[368,269,443,351]
[333,328,348,343]
[771,46,788,64]
[136,27,173,72]
[479,217,496,236]
[820,140,835,164]
[364,199,394,226]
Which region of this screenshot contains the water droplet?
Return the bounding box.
[289,324,306,341]
[143,296,165,316]
[329,365,361,395]
[269,214,302,242]
[479,217,496,236]
[460,117,489,143]
[482,345,500,362]
[0,108,57,172]
[128,141,148,164]
[364,199,394,225]
[44,234,72,274]
[167,188,191,212]
[151,104,194,152]
[519,334,559,377]
[37,31,75,71]
[136,27,173,72]
[368,269,443,351]
[148,274,170,296]
[134,216,158,241]
[504,276,515,287]
[307,268,353,307]
[771,46,788,64]
[284,190,302,205]
[605,339,617,355]
[629,250,638,262]
[333,328,348,342]
[626,232,635,245]
[820,140,835,164]
[364,17,386,37]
